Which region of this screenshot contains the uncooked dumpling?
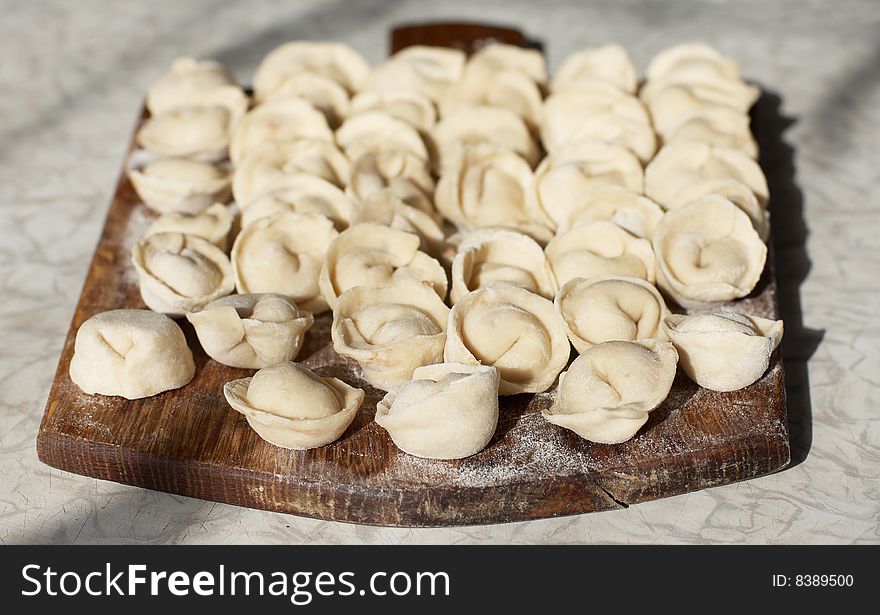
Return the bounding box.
[444,285,571,395]
[543,340,678,444]
[319,223,447,310]
[228,99,333,164]
[345,149,435,215]
[231,212,338,313]
[223,362,364,450]
[232,139,350,206]
[532,140,644,228]
[660,105,758,158]
[260,72,350,127]
[435,143,552,243]
[664,311,783,392]
[252,41,371,98]
[545,220,656,288]
[331,282,450,391]
[644,142,768,209]
[239,174,355,230]
[376,363,500,459]
[137,105,236,162]
[555,275,668,353]
[146,57,238,116]
[131,232,234,316]
[440,67,543,128]
[640,80,760,136]
[551,45,637,93]
[664,178,770,240]
[557,186,664,240]
[146,202,234,250]
[432,105,541,169]
[645,42,743,85]
[128,156,231,215]
[335,111,429,162]
[366,45,466,103]
[350,190,445,257]
[69,309,195,399]
[653,195,767,308]
[348,90,437,132]
[540,87,655,161]
[450,229,556,304]
[187,293,314,369]
[467,43,547,84]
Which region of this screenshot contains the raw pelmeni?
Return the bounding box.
[228,99,333,164]
[432,105,541,170]
[146,202,234,250]
[557,186,664,240]
[260,72,350,127]
[545,220,656,288]
[69,309,194,399]
[450,229,556,304]
[444,285,571,395]
[350,190,444,257]
[131,232,234,316]
[376,363,500,460]
[555,275,668,353]
[319,223,448,311]
[231,212,338,313]
[467,43,547,84]
[640,80,760,136]
[239,174,355,230]
[660,106,758,158]
[187,293,314,369]
[335,111,429,162]
[331,282,450,391]
[440,65,543,128]
[128,157,231,215]
[551,45,638,93]
[345,149,436,215]
[223,362,364,450]
[252,41,371,99]
[653,195,766,308]
[543,340,678,444]
[645,42,743,85]
[366,45,466,103]
[146,57,238,116]
[664,311,783,391]
[348,90,437,132]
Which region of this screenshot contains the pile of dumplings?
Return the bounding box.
[69,40,783,460]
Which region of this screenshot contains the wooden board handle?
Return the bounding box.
[390,21,527,55]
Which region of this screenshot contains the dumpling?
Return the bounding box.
[232,139,350,206]
[557,186,664,240]
[664,178,770,241]
[335,111,429,162]
[366,45,466,103]
[540,88,655,161]
[252,41,371,98]
[653,195,767,308]
[223,362,364,450]
[259,72,350,127]
[444,285,571,395]
[331,282,450,391]
[435,143,552,243]
[146,57,238,115]
[131,232,234,316]
[228,99,333,164]
[432,105,541,169]
[646,42,743,85]
[663,311,784,392]
[532,140,644,228]
[146,202,234,250]
[660,105,758,158]
[137,105,236,162]
[239,175,355,230]
[375,362,500,459]
[450,229,557,304]
[187,293,313,369]
[640,80,760,136]
[231,212,338,313]
[128,156,231,215]
[545,220,656,288]
[551,44,638,94]
[319,223,447,311]
[69,309,194,399]
[467,43,547,84]
[555,275,668,353]
[543,340,678,444]
[439,67,543,129]
[348,90,437,132]
[345,149,435,215]
[644,142,768,209]
[350,190,445,257]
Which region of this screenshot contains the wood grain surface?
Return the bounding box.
[36,22,790,527]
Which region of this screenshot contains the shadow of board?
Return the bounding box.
[751,89,825,468]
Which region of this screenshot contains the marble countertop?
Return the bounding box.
[2,0,878,544]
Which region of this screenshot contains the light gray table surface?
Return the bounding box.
[1,0,877,544]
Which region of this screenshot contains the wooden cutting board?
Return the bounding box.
[36,22,790,527]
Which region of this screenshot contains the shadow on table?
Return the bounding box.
[752,90,824,468]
